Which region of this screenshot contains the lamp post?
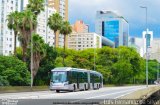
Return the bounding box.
[30,10,38,90]
[94,40,96,71]
[140,6,148,87]
[45,0,48,43]
[30,1,49,90]
[156,43,160,80]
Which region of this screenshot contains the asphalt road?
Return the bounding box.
[0,86,148,105]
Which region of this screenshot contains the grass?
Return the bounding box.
[0,86,49,93]
[104,84,145,87]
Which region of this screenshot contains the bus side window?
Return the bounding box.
[68,71,72,84]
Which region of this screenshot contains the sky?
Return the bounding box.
[68,0,160,38]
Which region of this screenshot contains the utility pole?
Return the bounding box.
[140,6,148,87]
[45,0,48,43]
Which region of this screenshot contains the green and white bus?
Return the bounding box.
[50,67,103,92]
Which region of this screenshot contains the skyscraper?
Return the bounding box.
[48,0,68,20]
[95,10,129,47]
[142,29,153,56]
[47,0,69,47]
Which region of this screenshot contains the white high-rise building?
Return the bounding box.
[129,37,144,57]
[129,29,154,58]
[149,38,160,62]
[142,29,153,56]
[0,0,23,55]
[36,6,57,46]
[0,0,67,55]
[68,32,102,50]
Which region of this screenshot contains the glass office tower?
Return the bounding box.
[96,11,129,47]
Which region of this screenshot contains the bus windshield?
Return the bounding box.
[51,71,67,83]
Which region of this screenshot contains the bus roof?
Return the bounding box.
[51,67,102,76]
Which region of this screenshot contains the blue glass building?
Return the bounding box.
[96,11,129,47]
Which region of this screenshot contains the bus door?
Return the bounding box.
[91,73,94,89]
[77,72,79,89]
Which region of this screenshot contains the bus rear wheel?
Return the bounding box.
[73,85,76,92]
[56,90,60,93]
[84,84,87,91]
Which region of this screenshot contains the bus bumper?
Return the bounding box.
[50,83,72,91]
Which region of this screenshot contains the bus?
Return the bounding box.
[50,67,103,92]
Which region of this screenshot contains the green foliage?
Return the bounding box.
[34,45,57,85]
[2,46,159,86]
[47,13,63,32]
[96,46,146,85]
[27,0,45,16]
[60,21,72,66]
[0,56,30,86]
[7,11,21,55]
[60,21,72,36]
[148,60,159,83]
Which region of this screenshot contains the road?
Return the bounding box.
[0,86,148,105]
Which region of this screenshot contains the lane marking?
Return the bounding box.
[114,87,146,99]
[71,87,145,103]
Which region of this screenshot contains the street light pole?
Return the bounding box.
[156,43,159,80]
[94,42,96,71]
[31,32,33,90]
[140,6,148,87]
[45,0,48,43]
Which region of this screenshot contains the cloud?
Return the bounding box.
[69,0,160,37]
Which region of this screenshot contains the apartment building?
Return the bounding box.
[0,0,22,55]
[68,33,102,50]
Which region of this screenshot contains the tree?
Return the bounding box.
[31,34,46,80]
[148,60,158,84]
[18,10,37,61]
[34,45,57,85]
[60,21,72,66]
[7,11,20,55]
[27,0,44,16]
[47,13,63,47]
[0,56,30,86]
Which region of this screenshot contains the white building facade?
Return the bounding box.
[36,6,59,47]
[0,0,23,55]
[68,33,102,50]
[142,29,153,56]
[129,37,144,57]
[149,38,160,62]
[0,0,66,55]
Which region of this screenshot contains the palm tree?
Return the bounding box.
[60,21,72,66]
[47,13,63,48]
[27,0,44,16]
[7,11,20,55]
[32,33,46,80]
[18,10,37,61]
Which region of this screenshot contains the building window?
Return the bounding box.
[9,51,12,54]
